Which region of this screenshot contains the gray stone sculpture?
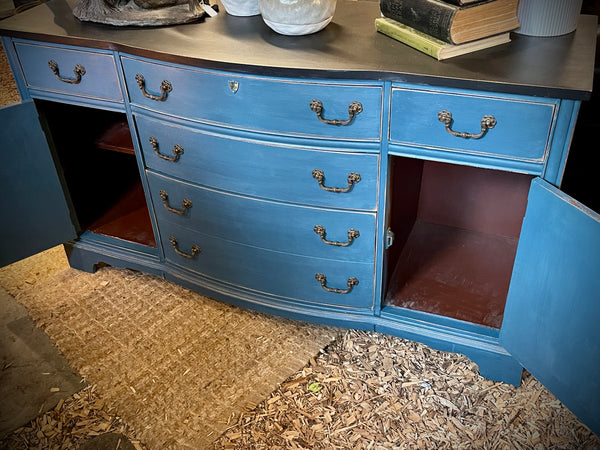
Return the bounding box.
[73,0,216,26]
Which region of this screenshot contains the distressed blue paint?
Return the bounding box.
[147,171,376,263]
[166,268,376,331]
[122,56,383,141]
[543,99,580,185]
[65,239,163,275]
[501,178,600,436]
[14,41,123,102]
[0,100,76,267]
[387,143,546,175]
[390,86,557,167]
[136,115,379,211]
[160,221,375,309]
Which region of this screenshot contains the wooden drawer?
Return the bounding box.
[13,41,122,102]
[137,115,379,210]
[389,86,557,166]
[148,171,376,262]
[122,56,382,140]
[160,221,375,309]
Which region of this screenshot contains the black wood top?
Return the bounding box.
[0,0,597,99]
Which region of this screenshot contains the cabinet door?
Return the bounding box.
[500,177,600,436]
[0,100,76,267]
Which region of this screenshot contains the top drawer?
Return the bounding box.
[14,41,122,102]
[122,56,382,140]
[389,86,557,168]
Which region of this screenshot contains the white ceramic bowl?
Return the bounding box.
[258,0,336,35]
[220,0,260,16]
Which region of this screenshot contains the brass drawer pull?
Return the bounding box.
[315,273,358,294]
[159,190,192,215]
[48,60,85,84]
[310,99,363,126]
[312,169,361,193]
[313,225,359,247]
[149,137,184,162]
[135,74,172,101]
[437,110,497,139]
[169,236,201,259]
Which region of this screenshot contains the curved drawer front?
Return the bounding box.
[14,42,122,101]
[389,87,556,165]
[123,56,382,140]
[161,222,375,309]
[137,116,378,210]
[148,171,376,262]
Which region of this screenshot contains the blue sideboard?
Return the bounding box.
[1,0,598,435]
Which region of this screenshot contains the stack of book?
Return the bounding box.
[375,0,520,60]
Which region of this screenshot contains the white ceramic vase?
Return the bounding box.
[515,0,583,36]
[258,0,337,35]
[220,0,260,16]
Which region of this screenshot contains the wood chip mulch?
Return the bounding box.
[1,329,599,449]
[215,330,600,449]
[0,385,144,450]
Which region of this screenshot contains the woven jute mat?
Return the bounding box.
[0,246,339,449]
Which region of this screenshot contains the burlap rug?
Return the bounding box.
[0,246,339,449]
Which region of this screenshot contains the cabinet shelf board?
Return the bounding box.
[385,220,518,329]
[94,119,135,155]
[88,182,156,248]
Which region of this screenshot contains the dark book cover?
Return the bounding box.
[379,0,502,44]
[379,0,459,43]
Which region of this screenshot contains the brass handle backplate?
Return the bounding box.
[310,99,363,126]
[149,136,184,162]
[135,73,172,101]
[312,169,361,193]
[437,110,497,139]
[169,236,201,259]
[314,225,359,247]
[48,60,85,84]
[159,190,192,215]
[315,273,358,294]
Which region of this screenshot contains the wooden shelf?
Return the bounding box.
[88,182,156,248]
[94,119,135,155]
[385,220,518,329]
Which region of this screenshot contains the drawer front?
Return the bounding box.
[137,116,379,210]
[123,56,382,140]
[14,42,122,101]
[148,171,376,262]
[389,87,556,164]
[160,222,375,309]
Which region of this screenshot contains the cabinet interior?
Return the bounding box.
[385,156,534,329]
[36,100,156,248]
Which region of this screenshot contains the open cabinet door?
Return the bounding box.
[500,177,600,436]
[0,100,76,267]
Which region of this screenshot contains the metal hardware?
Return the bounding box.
[315,273,358,294]
[313,225,359,247]
[48,60,86,84]
[169,236,201,258]
[159,190,192,215]
[437,110,497,139]
[149,136,184,162]
[309,99,363,126]
[228,80,239,93]
[385,228,395,249]
[135,74,172,101]
[312,169,361,193]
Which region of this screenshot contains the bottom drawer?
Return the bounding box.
[160,223,374,309]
